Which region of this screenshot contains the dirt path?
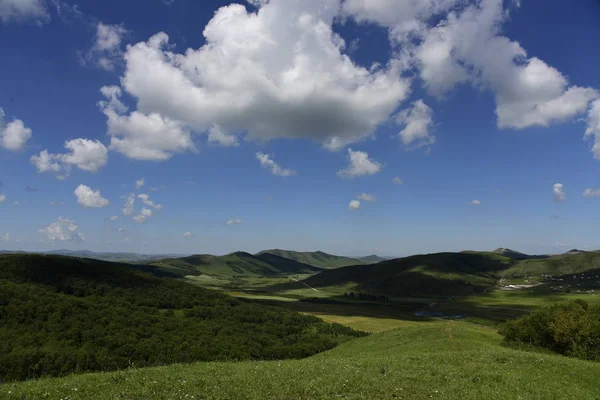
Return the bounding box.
[291,277,319,292]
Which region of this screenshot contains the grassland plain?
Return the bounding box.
[4,321,600,400]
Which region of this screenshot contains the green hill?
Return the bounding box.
[5,321,600,400]
[150,251,324,277]
[499,251,600,277]
[0,254,362,382]
[257,249,364,269]
[358,254,388,264]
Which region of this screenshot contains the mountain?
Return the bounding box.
[358,255,388,264]
[256,249,363,269]
[0,249,188,263]
[0,253,361,382]
[151,251,325,277]
[299,250,600,297]
[491,248,549,260]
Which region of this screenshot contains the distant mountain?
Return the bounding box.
[256,249,363,269]
[491,248,548,260]
[21,250,188,263]
[151,251,324,277]
[358,255,388,264]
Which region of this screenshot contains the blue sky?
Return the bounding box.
[1,0,600,257]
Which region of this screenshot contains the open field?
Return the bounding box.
[5,321,600,400]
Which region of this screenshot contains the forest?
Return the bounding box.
[0,254,364,382]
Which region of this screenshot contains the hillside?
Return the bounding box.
[358,254,388,264]
[257,249,364,269]
[0,250,186,263]
[499,251,600,277]
[491,248,548,260]
[150,251,324,277]
[0,254,362,382]
[5,321,600,399]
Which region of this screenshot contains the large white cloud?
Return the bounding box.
[98,0,409,159]
[256,152,296,177]
[30,138,108,178]
[396,99,435,147]
[39,217,85,242]
[337,148,382,178]
[585,99,600,159]
[0,108,32,151]
[74,184,109,208]
[0,0,49,24]
[81,23,128,71]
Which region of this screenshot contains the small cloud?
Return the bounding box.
[357,193,376,202]
[553,183,565,202]
[117,227,125,232]
[110,216,118,221]
[138,193,162,210]
[122,193,135,216]
[0,194,5,203]
[471,200,481,206]
[337,148,382,178]
[80,22,129,71]
[348,200,361,210]
[582,188,600,197]
[24,186,38,192]
[226,218,242,225]
[183,231,194,237]
[135,178,145,190]
[49,200,64,206]
[74,184,110,208]
[392,177,403,185]
[208,124,239,147]
[256,152,296,177]
[395,99,435,148]
[133,207,152,223]
[13,200,19,205]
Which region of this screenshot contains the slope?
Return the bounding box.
[0,254,362,382]
[358,254,388,264]
[257,249,364,269]
[5,321,600,400]
[149,251,324,277]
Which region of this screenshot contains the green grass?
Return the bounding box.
[5,321,600,400]
[257,249,364,269]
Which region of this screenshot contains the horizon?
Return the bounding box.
[2,0,600,256]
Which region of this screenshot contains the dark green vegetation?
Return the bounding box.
[358,254,388,264]
[5,321,600,400]
[0,249,185,263]
[500,300,600,361]
[149,251,325,277]
[0,254,363,382]
[256,249,364,269]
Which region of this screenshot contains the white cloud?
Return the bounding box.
[133,207,152,223]
[226,218,242,225]
[110,215,119,221]
[117,227,125,232]
[135,178,145,190]
[337,148,382,178]
[357,193,376,202]
[256,152,296,177]
[0,0,49,24]
[392,176,403,184]
[183,231,194,237]
[49,200,64,206]
[585,99,600,159]
[553,183,565,202]
[471,200,481,206]
[39,217,85,242]
[0,194,5,203]
[0,109,32,151]
[98,1,410,158]
[74,184,110,208]
[411,0,598,129]
[138,193,162,210]
[30,138,108,178]
[582,188,600,198]
[122,193,135,216]
[396,100,435,147]
[98,86,196,161]
[0,232,9,242]
[348,200,361,210]
[208,124,239,147]
[81,23,128,71]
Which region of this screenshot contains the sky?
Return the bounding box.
[1,0,600,257]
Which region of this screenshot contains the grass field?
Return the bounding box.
[5,321,600,400]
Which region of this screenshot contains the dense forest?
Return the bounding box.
[0,254,364,382]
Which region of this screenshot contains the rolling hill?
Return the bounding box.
[0,253,362,382]
[150,251,325,277]
[5,321,600,399]
[256,249,364,269]
[297,250,600,298]
[358,254,388,264]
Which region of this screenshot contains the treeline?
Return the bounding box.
[500,300,600,361]
[344,292,389,302]
[0,255,365,382]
